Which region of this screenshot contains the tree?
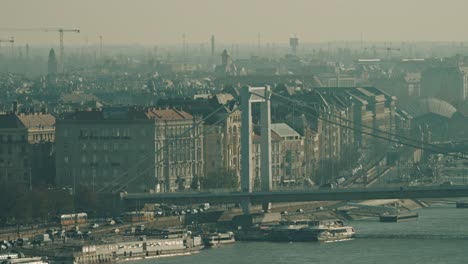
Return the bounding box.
[202,169,239,190]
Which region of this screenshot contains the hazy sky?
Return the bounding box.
[1,0,467,46]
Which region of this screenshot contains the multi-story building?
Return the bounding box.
[0,106,55,187]
[421,66,465,102]
[156,94,241,188]
[55,107,203,193]
[271,123,304,184]
[252,123,304,189]
[149,109,204,192]
[252,130,282,189]
[203,94,241,179]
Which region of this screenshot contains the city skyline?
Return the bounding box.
[1,0,468,46]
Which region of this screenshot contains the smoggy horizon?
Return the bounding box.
[1,0,468,46]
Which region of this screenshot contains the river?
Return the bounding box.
[130,203,468,264]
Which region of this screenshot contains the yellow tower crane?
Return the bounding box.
[0,27,80,71]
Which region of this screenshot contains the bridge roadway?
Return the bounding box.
[121,186,468,206]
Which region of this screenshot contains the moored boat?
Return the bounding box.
[202,232,235,247]
[240,219,355,242]
[379,212,419,222]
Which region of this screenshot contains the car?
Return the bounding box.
[319,183,335,190]
[90,223,99,229]
[280,211,288,215]
[296,209,304,214]
[440,181,453,187]
[83,231,92,238]
[154,211,163,216]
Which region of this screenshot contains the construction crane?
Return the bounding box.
[364,45,401,58]
[42,28,80,71]
[0,27,80,71]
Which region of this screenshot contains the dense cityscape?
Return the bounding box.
[1,1,468,264]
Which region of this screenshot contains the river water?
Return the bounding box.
[131,203,468,264]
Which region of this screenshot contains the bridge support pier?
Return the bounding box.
[241,199,251,214]
[262,202,272,213]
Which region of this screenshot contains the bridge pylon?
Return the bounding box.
[240,86,272,214]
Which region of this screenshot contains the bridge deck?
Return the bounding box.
[122,186,468,205]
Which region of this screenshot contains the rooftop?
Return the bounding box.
[0,113,55,129]
[271,123,301,139]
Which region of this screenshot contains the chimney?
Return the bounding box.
[12,101,18,114]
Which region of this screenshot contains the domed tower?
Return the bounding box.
[221,49,231,67]
[48,48,57,75]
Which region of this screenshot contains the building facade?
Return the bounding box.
[0,109,55,187]
[55,107,203,193]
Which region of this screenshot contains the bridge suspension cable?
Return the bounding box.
[98,103,240,193]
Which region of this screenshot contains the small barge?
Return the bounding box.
[379,212,419,222]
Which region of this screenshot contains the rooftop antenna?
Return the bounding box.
[289,35,299,55]
[258,32,261,55]
[99,35,103,58]
[360,32,363,52]
[182,33,186,60]
[210,35,215,58]
[26,43,30,59]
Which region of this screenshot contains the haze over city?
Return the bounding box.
[2,0,468,45]
[1,1,468,264]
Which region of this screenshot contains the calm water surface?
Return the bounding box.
[131,204,468,264]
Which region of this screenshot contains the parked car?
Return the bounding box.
[319,183,336,190]
[440,181,453,187]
